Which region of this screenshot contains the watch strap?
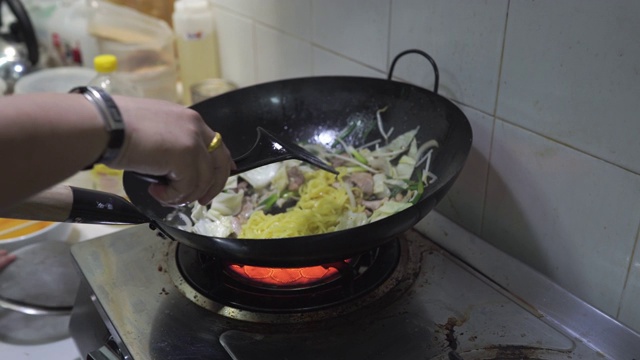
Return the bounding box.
[69,86,125,168]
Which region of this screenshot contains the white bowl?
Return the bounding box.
[0,221,72,253]
[13,67,96,94]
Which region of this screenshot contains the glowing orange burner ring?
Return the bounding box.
[226,263,348,288]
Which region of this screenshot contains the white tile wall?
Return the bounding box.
[312,47,384,78]
[211,0,640,333]
[389,0,508,113]
[434,104,493,234]
[498,1,640,174]
[210,0,255,16]
[212,0,312,41]
[252,0,312,41]
[214,9,256,87]
[484,121,640,315]
[311,0,390,70]
[255,25,312,83]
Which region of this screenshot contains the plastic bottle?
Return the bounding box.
[87,54,142,198]
[88,54,143,97]
[172,0,220,105]
[87,0,180,102]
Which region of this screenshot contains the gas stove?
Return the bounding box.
[68,213,640,359]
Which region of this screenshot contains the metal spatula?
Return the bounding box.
[134,127,337,184]
[231,127,337,175]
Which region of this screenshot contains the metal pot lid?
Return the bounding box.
[0,241,80,309]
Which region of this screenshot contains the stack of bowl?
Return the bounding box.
[0,219,71,252]
[0,219,75,344]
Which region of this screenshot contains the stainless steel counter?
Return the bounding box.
[68,212,640,359]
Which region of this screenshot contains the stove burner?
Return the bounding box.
[225,262,347,289]
[173,239,400,313]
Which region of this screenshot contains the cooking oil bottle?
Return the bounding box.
[87,54,142,198]
[172,0,220,105]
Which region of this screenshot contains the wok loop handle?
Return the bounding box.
[387,49,439,94]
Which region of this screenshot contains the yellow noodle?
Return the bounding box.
[240,168,364,239]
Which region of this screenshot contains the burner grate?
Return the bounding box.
[173,239,401,313]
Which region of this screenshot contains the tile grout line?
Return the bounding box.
[493,116,640,176]
[386,0,393,72]
[446,92,640,177]
[480,0,511,236]
[251,19,259,83]
[309,0,315,74]
[616,218,640,319]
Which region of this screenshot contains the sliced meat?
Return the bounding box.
[346,172,374,197]
[236,180,250,193]
[361,198,385,211]
[236,194,257,224]
[287,166,305,191]
[331,156,348,167]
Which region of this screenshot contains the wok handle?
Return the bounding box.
[388,49,439,94]
[0,185,149,225]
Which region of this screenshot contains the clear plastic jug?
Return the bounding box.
[87,0,178,102]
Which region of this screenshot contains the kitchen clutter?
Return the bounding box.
[22,0,179,101]
[87,0,178,101]
[17,0,229,104]
[107,0,174,28]
[0,0,41,93]
[172,0,220,105]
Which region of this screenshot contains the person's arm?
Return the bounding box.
[0,93,233,210]
[0,93,108,208]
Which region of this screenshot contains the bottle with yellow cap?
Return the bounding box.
[87,54,142,198]
[88,54,143,97]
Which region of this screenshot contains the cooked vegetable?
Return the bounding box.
[172,107,438,239]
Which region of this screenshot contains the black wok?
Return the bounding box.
[4,50,471,267]
[122,50,472,267]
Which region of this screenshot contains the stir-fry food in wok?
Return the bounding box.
[170,109,439,239]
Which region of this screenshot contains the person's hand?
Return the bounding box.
[0,250,16,270]
[108,96,235,206]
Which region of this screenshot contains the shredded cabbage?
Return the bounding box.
[172,107,438,239]
[240,163,282,189]
[208,190,244,216]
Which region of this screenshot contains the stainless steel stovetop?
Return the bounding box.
[68,214,640,360]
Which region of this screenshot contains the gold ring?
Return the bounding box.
[207,132,222,152]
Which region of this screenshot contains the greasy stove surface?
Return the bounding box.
[70,225,610,359]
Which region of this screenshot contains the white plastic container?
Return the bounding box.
[172,0,220,105]
[88,0,179,102]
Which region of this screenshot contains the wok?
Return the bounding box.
[6,50,472,267]
[124,49,472,267]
